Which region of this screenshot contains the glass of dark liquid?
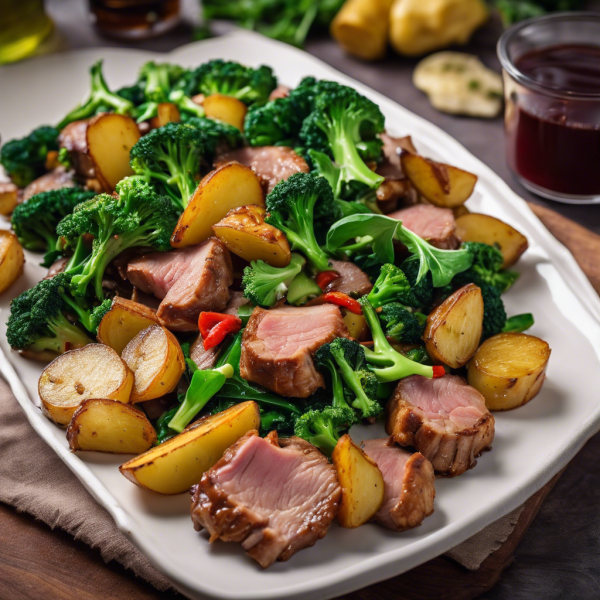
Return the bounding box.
[498,13,600,204]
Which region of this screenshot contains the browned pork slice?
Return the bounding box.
[388,204,459,250]
[214,146,309,194]
[20,168,76,202]
[376,133,417,180]
[58,119,95,180]
[223,290,249,316]
[268,85,291,101]
[362,438,435,531]
[325,259,373,297]
[386,375,495,477]
[191,430,341,568]
[240,304,348,397]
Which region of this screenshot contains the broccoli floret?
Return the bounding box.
[129,122,207,210]
[461,242,519,293]
[479,284,507,340]
[314,342,356,412]
[242,253,305,307]
[379,303,426,345]
[58,61,134,129]
[399,258,435,312]
[360,297,436,383]
[57,178,179,299]
[265,172,336,272]
[244,96,306,147]
[367,263,420,308]
[299,84,384,198]
[11,188,96,265]
[6,273,101,354]
[116,83,146,106]
[185,116,243,156]
[0,126,59,187]
[294,406,355,455]
[185,60,277,105]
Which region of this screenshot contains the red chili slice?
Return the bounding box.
[321,292,362,315]
[432,365,446,378]
[315,270,341,290]
[198,312,242,351]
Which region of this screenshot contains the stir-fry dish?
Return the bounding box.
[0,59,551,568]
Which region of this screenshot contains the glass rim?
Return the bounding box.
[497,11,600,100]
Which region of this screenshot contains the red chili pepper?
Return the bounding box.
[432,365,446,378]
[315,270,340,290]
[198,312,242,351]
[321,292,362,315]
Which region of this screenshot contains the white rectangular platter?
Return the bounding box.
[1,30,600,600]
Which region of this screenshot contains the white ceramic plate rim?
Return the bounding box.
[1,30,600,600]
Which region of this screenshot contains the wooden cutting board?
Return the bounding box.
[0,203,598,600]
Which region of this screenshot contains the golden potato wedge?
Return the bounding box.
[171,163,264,248]
[121,325,185,403]
[343,310,368,341]
[86,113,140,191]
[332,434,385,528]
[0,182,19,215]
[149,102,181,129]
[453,204,470,219]
[67,398,157,453]
[212,204,290,267]
[468,333,550,410]
[97,297,160,355]
[455,213,528,268]
[39,344,134,426]
[120,401,260,494]
[203,94,247,131]
[0,230,24,294]
[401,152,477,208]
[424,283,483,368]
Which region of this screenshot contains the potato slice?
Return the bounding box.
[120,401,260,494]
[424,283,483,368]
[0,182,18,216]
[401,152,477,208]
[38,344,134,426]
[203,94,247,131]
[149,102,181,129]
[0,231,24,294]
[332,434,385,528]
[86,113,140,191]
[212,204,291,267]
[171,163,264,248]
[121,325,185,402]
[455,213,528,268]
[67,398,157,453]
[97,297,160,355]
[468,333,551,410]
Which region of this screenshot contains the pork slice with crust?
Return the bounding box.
[376,133,417,180]
[214,146,309,194]
[386,375,495,477]
[388,204,459,250]
[362,438,435,532]
[325,259,373,297]
[191,430,341,568]
[240,304,349,398]
[20,168,76,202]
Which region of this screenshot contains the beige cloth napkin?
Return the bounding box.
[0,375,522,594]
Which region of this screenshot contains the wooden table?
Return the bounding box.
[1,2,599,598]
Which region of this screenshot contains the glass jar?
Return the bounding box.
[498,13,600,205]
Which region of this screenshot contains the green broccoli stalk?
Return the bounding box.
[360,297,435,383]
[503,313,534,333]
[367,263,420,308]
[129,122,207,210]
[294,406,355,455]
[0,126,59,187]
[57,178,179,299]
[11,188,96,266]
[242,253,305,307]
[58,61,134,129]
[379,303,426,345]
[265,172,336,272]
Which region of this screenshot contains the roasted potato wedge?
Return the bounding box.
[171,163,264,248]
[119,401,260,494]
[67,398,157,453]
[0,182,18,215]
[332,434,385,528]
[39,344,134,426]
[468,333,550,410]
[212,204,291,267]
[121,325,185,403]
[86,113,140,191]
[424,283,483,368]
[97,297,160,355]
[203,94,247,131]
[0,231,24,294]
[149,102,181,129]
[401,152,477,208]
[455,213,528,268]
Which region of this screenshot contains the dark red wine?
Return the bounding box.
[506,44,600,197]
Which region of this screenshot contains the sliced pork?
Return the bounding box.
[214,146,309,194]
[386,375,495,477]
[191,430,341,568]
[376,133,417,180]
[240,304,348,397]
[362,438,435,532]
[126,238,233,332]
[58,119,95,180]
[388,204,459,250]
[20,168,76,202]
[268,85,291,101]
[325,259,373,297]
